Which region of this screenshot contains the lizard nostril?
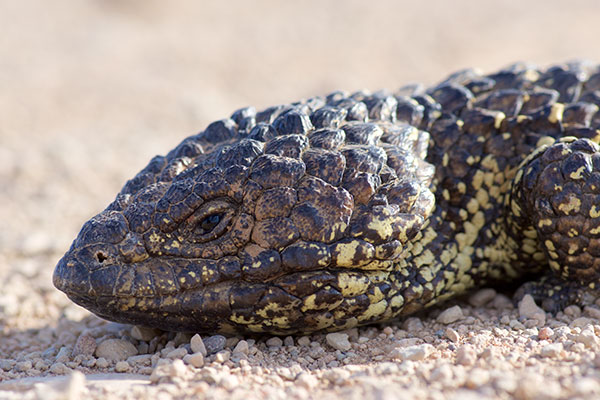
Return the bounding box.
[96,252,108,263]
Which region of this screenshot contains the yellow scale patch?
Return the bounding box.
[366,214,396,241]
[357,299,388,322]
[334,240,374,267]
[558,196,581,215]
[337,273,370,297]
[549,103,564,123]
[362,259,394,271]
[590,205,600,219]
[230,313,256,325]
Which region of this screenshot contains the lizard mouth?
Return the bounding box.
[53,247,241,332]
[53,251,94,302]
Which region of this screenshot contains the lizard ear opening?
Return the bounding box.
[96,252,108,264]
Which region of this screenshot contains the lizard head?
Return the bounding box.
[54,97,436,334]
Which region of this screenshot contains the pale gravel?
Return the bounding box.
[3,1,600,399]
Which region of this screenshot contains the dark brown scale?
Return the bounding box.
[54,62,600,335]
[478,89,524,116]
[302,149,345,186]
[231,106,256,133]
[465,77,495,94]
[329,98,369,122]
[310,106,348,129]
[562,102,599,127]
[362,93,398,122]
[460,108,502,137]
[247,123,277,142]
[308,128,346,150]
[412,94,442,129]
[255,105,287,124]
[264,134,310,158]
[343,122,384,146]
[537,65,585,103]
[429,83,473,114]
[395,96,425,127]
[272,108,313,136]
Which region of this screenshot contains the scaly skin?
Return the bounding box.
[54,62,600,335]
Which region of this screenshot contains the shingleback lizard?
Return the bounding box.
[54,62,600,335]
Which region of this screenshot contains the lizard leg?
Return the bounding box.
[510,137,600,310]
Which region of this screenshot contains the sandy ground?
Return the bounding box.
[3,0,600,398]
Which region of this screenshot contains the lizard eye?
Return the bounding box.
[198,214,222,234]
[184,200,235,243]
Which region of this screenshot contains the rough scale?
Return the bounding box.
[54,62,600,335]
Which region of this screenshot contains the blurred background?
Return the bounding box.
[2,0,600,259]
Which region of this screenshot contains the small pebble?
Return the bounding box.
[203,335,226,355]
[391,344,432,361]
[95,339,138,362]
[326,333,351,352]
[518,295,546,325]
[573,377,600,395]
[233,340,249,355]
[343,328,360,341]
[190,334,207,356]
[480,347,497,360]
[115,361,130,372]
[183,352,204,368]
[491,294,513,310]
[150,359,188,384]
[540,343,563,358]
[538,326,554,340]
[49,362,71,375]
[42,347,58,360]
[266,337,283,348]
[296,372,318,389]
[514,373,552,400]
[465,367,489,388]
[396,338,422,347]
[127,354,152,366]
[297,336,311,347]
[283,336,294,346]
[437,305,464,324]
[403,317,424,332]
[509,319,526,330]
[96,357,109,369]
[469,288,497,307]
[571,317,592,328]
[430,364,453,383]
[137,342,149,354]
[220,374,239,390]
[575,328,599,348]
[36,359,52,370]
[173,332,192,347]
[584,306,600,320]
[277,366,295,381]
[55,346,71,363]
[166,347,188,359]
[564,305,582,318]
[130,326,161,342]
[445,327,460,343]
[15,360,32,372]
[0,359,15,371]
[382,326,394,335]
[456,345,477,366]
[72,332,96,357]
[214,350,230,363]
